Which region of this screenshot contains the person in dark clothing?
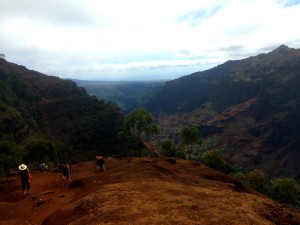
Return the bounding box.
[96,156,106,172]
[62,162,71,186]
[19,164,31,198]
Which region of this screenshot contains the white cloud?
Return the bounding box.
[0,0,300,80]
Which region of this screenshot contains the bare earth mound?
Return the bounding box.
[1,157,299,225]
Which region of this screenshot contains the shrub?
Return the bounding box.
[201,149,233,173]
[160,140,175,157]
[174,149,184,159]
[246,169,268,192]
[270,178,300,204]
[234,172,246,184]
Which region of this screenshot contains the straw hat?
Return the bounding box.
[19,164,27,171]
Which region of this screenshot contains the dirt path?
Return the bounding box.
[1,158,299,225]
[0,160,100,225]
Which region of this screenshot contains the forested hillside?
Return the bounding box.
[0,58,124,162]
[145,45,300,180]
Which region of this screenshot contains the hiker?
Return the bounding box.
[19,164,31,198]
[96,156,106,172]
[44,163,49,171]
[62,162,71,186]
[39,163,49,172]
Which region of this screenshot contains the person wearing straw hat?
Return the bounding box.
[18,164,31,198]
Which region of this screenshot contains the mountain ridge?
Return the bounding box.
[144,45,300,180]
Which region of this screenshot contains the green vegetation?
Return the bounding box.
[270,178,300,204]
[23,139,58,164]
[0,140,23,178]
[160,139,175,157]
[180,144,300,209]
[119,108,159,157]
[200,149,233,173]
[153,128,300,209]
[165,138,300,209]
[246,169,269,192]
[198,137,219,152]
[233,172,246,184]
[232,169,300,209]
[0,59,124,168]
[180,126,202,160]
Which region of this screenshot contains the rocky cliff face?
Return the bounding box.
[146,45,300,180]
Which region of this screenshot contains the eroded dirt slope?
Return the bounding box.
[1,157,299,225]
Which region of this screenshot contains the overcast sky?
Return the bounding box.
[1,0,300,81]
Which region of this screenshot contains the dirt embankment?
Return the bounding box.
[1,157,299,225]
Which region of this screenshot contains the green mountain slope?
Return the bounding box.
[145,45,300,180]
[0,59,124,158]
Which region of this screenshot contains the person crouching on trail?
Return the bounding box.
[62,162,71,186]
[19,164,31,198]
[96,156,106,172]
[39,163,49,172]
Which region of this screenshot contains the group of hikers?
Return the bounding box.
[18,156,106,198]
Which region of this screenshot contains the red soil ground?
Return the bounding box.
[1,157,299,225]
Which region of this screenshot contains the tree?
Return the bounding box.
[23,139,58,164]
[0,54,5,58]
[0,141,15,178]
[246,169,268,192]
[180,126,202,159]
[0,154,12,179]
[270,178,300,204]
[0,141,23,179]
[160,140,175,157]
[119,108,158,157]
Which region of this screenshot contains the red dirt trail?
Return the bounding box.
[1,157,299,225]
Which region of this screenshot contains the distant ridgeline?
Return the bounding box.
[0,58,124,157]
[74,79,165,114]
[145,45,300,180]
